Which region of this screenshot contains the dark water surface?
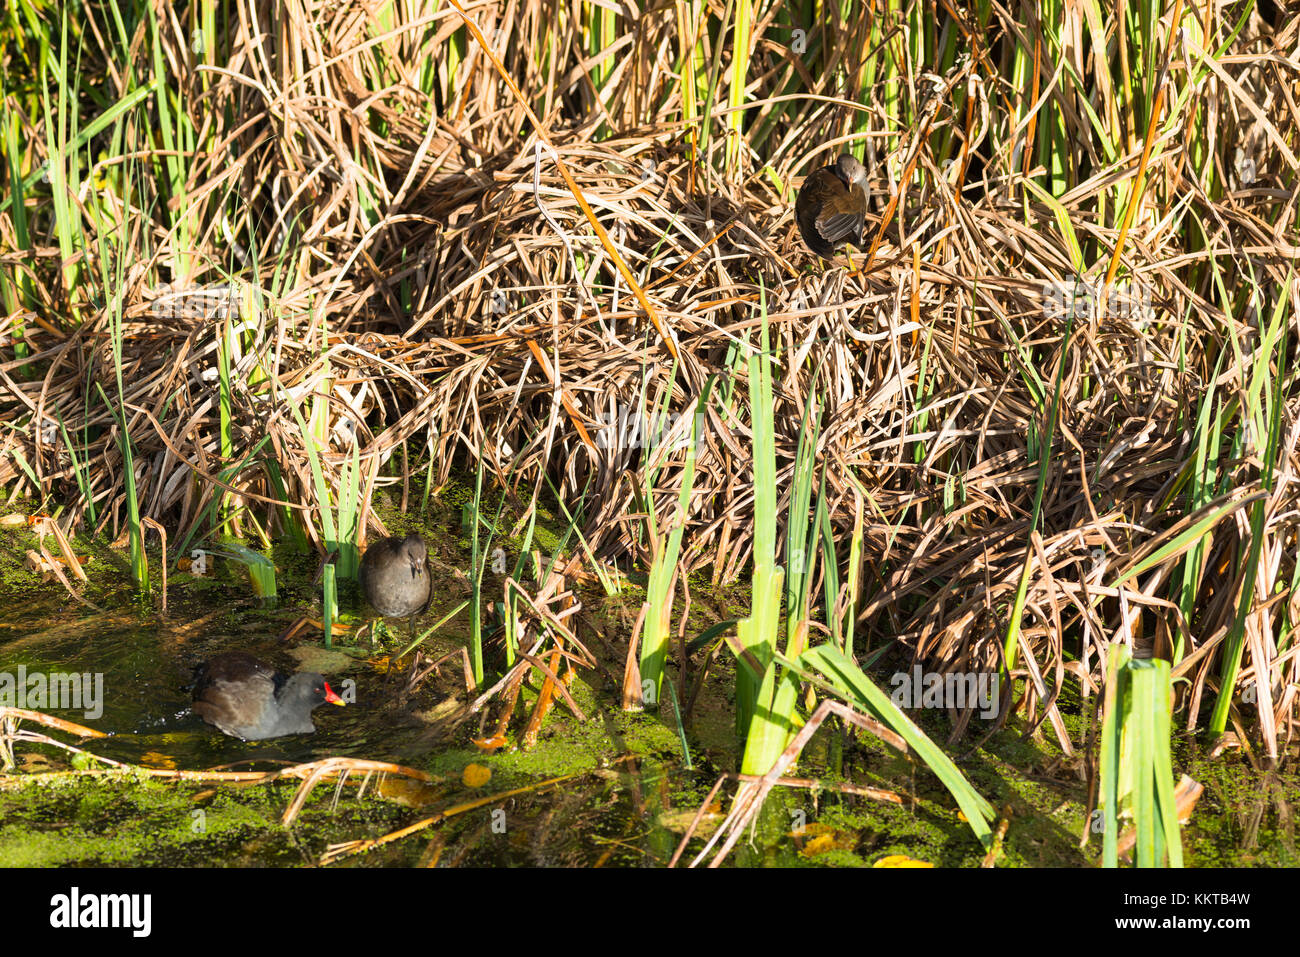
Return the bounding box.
[1,543,1296,867]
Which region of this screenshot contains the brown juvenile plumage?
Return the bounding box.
[358,534,432,630]
[795,154,868,259]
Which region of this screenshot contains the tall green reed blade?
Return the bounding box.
[836,475,867,657]
[736,281,783,740]
[6,446,40,500]
[56,414,96,528]
[502,493,542,671]
[309,349,332,449]
[1176,351,1227,666]
[0,81,33,367]
[585,0,616,137]
[725,0,753,175]
[797,643,995,848]
[216,314,236,535]
[637,382,708,707]
[634,360,679,543]
[446,20,467,110]
[91,110,145,591]
[290,394,334,544]
[878,0,903,176]
[96,385,148,593]
[675,0,706,169]
[40,6,85,318]
[322,563,337,648]
[0,82,156,220]
[813,468,838,649]
[694,0,736,182]
[739,657,800,778]
[286,390,363,579]
[147,0,193,279]
[1099,644,1182,867]
[196,0,217,75]
[1208,276,1290,736]
[783,380,821,657]
[335,437,362,578]
[467,456,488,685]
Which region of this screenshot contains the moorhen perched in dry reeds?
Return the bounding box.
[795,153,869,260]
[190,652,345,741]
[359,534,432,635]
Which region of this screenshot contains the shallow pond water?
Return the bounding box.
[1,515,1297,867]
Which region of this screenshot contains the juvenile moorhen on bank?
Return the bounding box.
[190,652,345,740]
[359,534,432,634]
[795,153,869,260]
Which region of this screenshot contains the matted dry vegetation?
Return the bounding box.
[1,1,1299,758]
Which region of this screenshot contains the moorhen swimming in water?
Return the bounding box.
[190,651,345,740]
[359,534,432,634]
[795,153,869,260]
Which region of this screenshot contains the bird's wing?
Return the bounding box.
[816,209,863,245]
[193,668,276,737]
